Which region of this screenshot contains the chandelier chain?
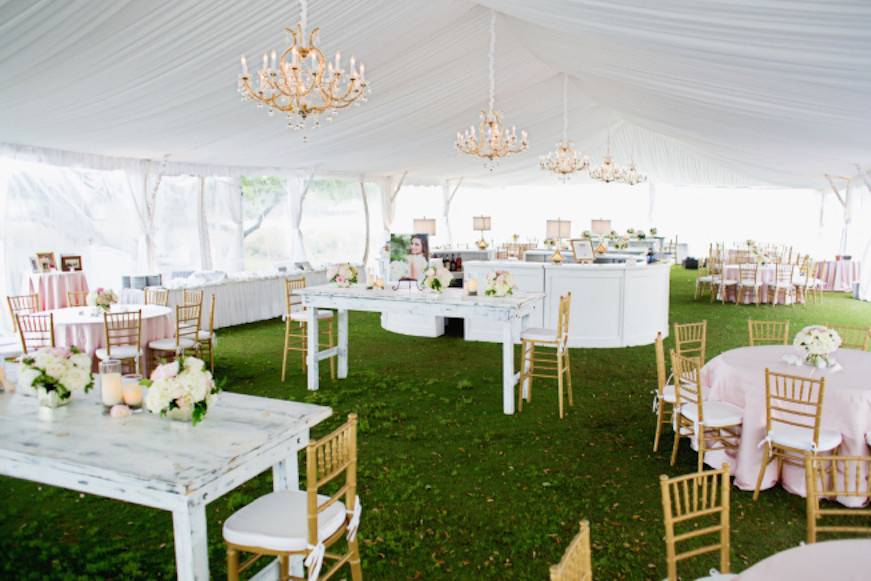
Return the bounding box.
[488,9,496,112]
[300,0,307,36]
[562,73,569,143]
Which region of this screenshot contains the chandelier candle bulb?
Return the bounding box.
[241,55,248,75]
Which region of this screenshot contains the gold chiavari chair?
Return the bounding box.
[660,465,734,581]
[183,288,204,306]
[735,263,761,305]
[224,414,363,581]
[825,323,871,351]
[517,292,573,418]
[148,304,201,366]
[671,351,743,472]
[766,262,795,306]
[694,259,718,300]
[97,311,143,374]
[805,454,871,543]
[144,287,169,307]
[197,294,217,372]
[549,520,593,581]
[653,331,676,453]
[17,313,56,353]
[753,369,842,500]
[712,260,738,304]
[281,277,336,382]
[7,293,40,333]
[673,320,707,366]
[747,320,790,346]
[795,257,816,305]
[66,290,88,307]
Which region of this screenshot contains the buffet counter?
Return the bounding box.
[463,261,670,347]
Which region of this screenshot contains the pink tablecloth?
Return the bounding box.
[702,345,871,505]
[815,259,861,292]
[720,264,802,304]
[25,271,89,310]
[736,539,871,581]
[51,304,173,374]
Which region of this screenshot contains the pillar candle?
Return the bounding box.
[122,381,143,407]
[101,373,123,407]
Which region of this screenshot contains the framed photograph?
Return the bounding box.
[570,239,595,263]
[60,255,83,272]
[388,233,429,282]
[29,257,38,273]
[35,252,56,272]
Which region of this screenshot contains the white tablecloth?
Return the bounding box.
[736,540,871,581]
[24,271,89,310]
[118,271,327,329]
[720,264,802,304]
[815,259,860,292]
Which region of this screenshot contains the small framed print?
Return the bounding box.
[60,255,83,272]
[570,239,595,263]
[35,252,56,272]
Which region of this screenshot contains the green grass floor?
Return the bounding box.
[2,267,871,580]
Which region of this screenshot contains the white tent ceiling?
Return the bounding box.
[1,0,870,187]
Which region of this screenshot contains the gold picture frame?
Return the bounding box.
[570,239,595,263]
[60,255,83,272]
[35,252,56,272]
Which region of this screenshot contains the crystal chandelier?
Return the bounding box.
[622,160,647,185]
[589,134,626,183]
[540,74,589,181]
[455,9,528,167]
[237,0,369,130]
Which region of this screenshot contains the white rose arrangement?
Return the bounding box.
[329,263,359,288]
[18,346,94,407]
[87,288,118,312]
[484,270,516,297]
[794,325,842,368]
[421,265,452,292]
[143,356,220,425]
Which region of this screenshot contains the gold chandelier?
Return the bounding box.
[540,73,589,181]
[589,133,626,183]
[455,9,528,166]
[238,0,369,130]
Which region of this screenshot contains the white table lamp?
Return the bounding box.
[473,215,492,249]
[591,219,612,236]
[546,219,572,264]
[413,217,436,236]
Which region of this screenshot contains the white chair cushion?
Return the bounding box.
[95,345,141,360]
[680,401,743,428]
[768,424,842,452]
[696,275,715,283]
[289,309,334,322]
[197,330,215,341]
[660,384,676,404]
[223,490,347,552]
[718,279,738,285]
[866,433,871,447]
[148,337,196,351]
[521,327,558,341]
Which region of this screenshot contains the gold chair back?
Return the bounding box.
[17,313,55,353]
[748,320,790,346]
[660,464,731,581]
[738,263,758,284]
[826,324,871,351]
[655,332,667,394]
[549,520,593,581]
[805,454,871,543]
[556,292,572,347]
[144,287,169,306]
[66,290,88,307]
[774,263,794,286]
[285,277,306,314]
[176,304,202,346]
[7,293,40,332]
[205,294,216,335]
[103,311,142,356]
[764,369,825,450]
[671,350,702,417]
[183,289,204,306]
[673,320,707,366]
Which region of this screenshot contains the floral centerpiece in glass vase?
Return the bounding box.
[87,288,118,312]
[421,265,452,293]
[144,356,220,425]
[18,346,94,408]
[329,263,359,288]
[484,270,515,297]
[793,325,842,368]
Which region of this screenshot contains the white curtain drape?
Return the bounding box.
[286,172,314,264]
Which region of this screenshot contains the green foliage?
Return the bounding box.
[2,269,870,579]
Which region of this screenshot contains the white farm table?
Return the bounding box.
[0,390,331,580]
[295,285,544,414]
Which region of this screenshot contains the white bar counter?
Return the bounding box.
[463,260,670,347]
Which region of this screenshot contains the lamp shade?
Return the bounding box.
[413,217,436,235]
[591,219,612,235]
[546,219,571,239]
[473,216,492,231]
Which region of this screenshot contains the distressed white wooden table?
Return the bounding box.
[296,285,543,414]
[0,390,331,580]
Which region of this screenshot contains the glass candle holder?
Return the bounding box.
[99,359,123,409]
[122,374,144,411]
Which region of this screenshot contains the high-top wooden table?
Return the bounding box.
[295,285,544,414]
[0,390,331,580]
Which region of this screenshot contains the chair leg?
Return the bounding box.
[328,320,336,380]
[278,554,289,581]
[670,420,681,466]
[227,547,240,581]
[517,339,527,412]
[209,341,215,373]
[653,401,665,452]
[697,428,706,473]
[557,349,565,419]
[281,320,290,382]
[753,443,772,501]
[349,536,363,581]
[564,349,573,407]
[527,343,535,403]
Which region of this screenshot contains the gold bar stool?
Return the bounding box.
[282,277,336,382]
[517,292,572,418]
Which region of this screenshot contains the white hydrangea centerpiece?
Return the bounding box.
[18,346,94,408]
[143,356,220,425]
[87,288,118,312]
[328,263,359,288]
[793,325,842,368]
[421,265,452,292]
[484,270,516,297]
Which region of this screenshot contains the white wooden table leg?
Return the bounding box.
[338,308,349,379]
[307,306,319,391]
[520,312,532,401]
[502,319,515,415]
[172,502,209,581]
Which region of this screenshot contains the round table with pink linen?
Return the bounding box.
[719,264,802,304]
[736,539,871,581]
[701,345,871,505]
[25,271,89,310]
[51,304,173,375]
